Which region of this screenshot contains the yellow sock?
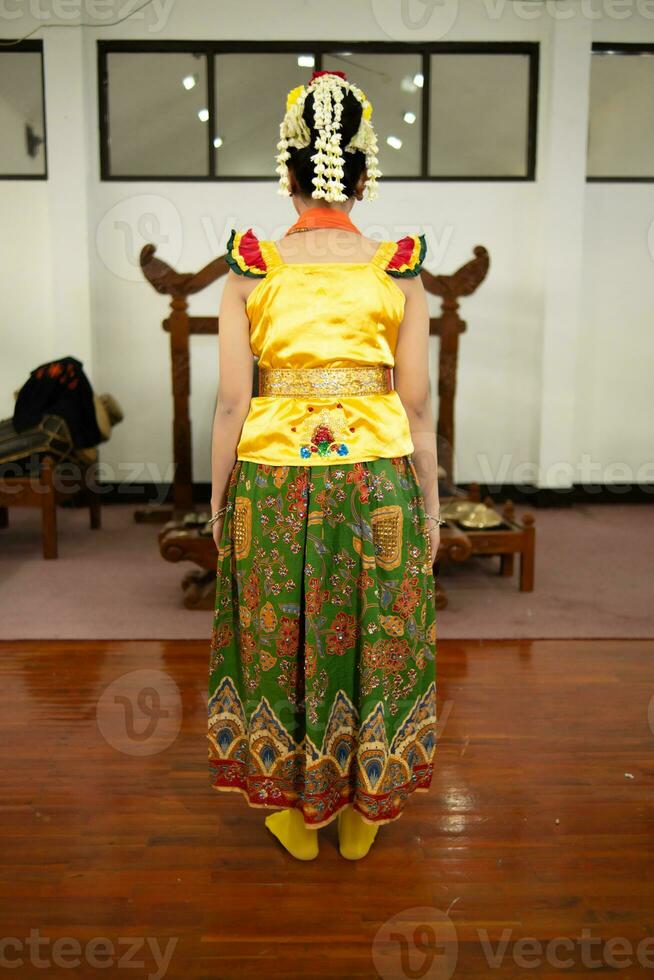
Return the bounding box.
[338,805,380,860]
[265,808,318,861]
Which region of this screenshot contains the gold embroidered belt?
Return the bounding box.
[258,365,393,398]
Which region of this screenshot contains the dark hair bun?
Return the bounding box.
[286,89,367,198]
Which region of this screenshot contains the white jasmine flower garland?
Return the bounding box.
[276,72,382,202]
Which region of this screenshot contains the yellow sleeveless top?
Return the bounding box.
[226,228,427,466]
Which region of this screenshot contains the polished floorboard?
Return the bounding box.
[0,639,653,979]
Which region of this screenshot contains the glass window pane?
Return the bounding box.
[0,51,46,177]
[588,51,654,178]
[106,53,209,177]
[323,52,422,177]
[214,53,315,177]
[429,53,530,177]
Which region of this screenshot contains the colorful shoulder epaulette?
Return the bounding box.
[225,228,268,277]
[385,233,427,278]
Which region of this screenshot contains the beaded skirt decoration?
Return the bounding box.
[208,456,437,828]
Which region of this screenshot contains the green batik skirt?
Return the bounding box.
[208,455,437,829]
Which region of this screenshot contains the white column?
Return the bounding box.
[42,28,94,376]
[537,13,593,490]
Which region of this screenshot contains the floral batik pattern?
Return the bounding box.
[208,456,437,829]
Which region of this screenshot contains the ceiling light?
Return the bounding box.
[403,111,416,125]
[182,74,196,91]
[387,135,402,150]
[198,108,209,123]
[413,72,424,88]
[400,76,417,94]
[213,136,223,148]
[297,55,315,68]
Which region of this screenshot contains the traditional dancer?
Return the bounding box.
[208,69,441,861]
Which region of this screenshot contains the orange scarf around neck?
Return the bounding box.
[285,207,361,236]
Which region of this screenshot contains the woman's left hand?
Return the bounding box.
[212,516,225,551]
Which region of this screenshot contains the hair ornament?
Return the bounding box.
[275,70,381,202]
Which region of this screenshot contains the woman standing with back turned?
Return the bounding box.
[208,70,441,861]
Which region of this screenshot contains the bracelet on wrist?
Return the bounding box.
[424,510,446,527]
[207,506,227,527]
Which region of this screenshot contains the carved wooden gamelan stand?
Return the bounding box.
[423,248,535,605]
[141,242,534,609]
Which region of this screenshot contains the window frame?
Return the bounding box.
[97,39,539,183]
[587,42,654,184]
[0,39,47,181]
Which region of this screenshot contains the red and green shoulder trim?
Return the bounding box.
[379,233,427,277]
[225,228,278,278]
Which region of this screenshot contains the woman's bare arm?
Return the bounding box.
[210,272,254,539]
[393,275,441,554]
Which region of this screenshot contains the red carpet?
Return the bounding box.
[0,502,652,640]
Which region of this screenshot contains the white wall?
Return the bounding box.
[1,0,653,490]
[0,183,52,394]
[578,185,654,484]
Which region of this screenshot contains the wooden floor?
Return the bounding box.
[0,639,653,979]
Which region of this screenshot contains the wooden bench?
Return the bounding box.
[0,415,100,559]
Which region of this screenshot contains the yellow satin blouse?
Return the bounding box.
[226,229,427,467]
